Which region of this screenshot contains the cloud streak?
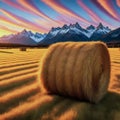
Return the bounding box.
[41,0,90,25]
[91,0,120,21]
[116,0,120,7]
[0,9,48,33]
[0,0,120,36]
[77,0,113,27]
[17,0,62,25]
[0,25,18,34]
[77,0,102,23]
[2,0,63,26]
[97,0,119,19]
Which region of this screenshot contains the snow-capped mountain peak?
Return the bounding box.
[17,29,33,37]
[45,23,111,39]
[21,29,27,34]
[90,23,111,40]
[97,23,104,29]
[0,29,46,45]
[62,24,69,29]
[0,22,115,46]
[30,32,46,42]
[96,23,111,32]
[74,22,81,28]
[48,27,61,38]
[87,25,95,30]
[18,29,46,42]
[51,27,61,31]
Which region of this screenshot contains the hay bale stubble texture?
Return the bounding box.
[39,42,111,103]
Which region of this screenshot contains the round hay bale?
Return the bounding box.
[20,47,27,51]
[39,42,111,103]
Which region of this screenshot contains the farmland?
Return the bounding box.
[0,48,120,120]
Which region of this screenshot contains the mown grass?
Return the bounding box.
[0,48,119,120]
[0,74,37,94]
[0,68,37,80]
[0,91,120,120]
[0,83,40,114]
[0,63,38,75]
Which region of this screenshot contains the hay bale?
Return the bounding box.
[39,42,111,103]
[20,47,27,51]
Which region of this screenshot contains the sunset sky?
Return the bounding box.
[0,0,120,37]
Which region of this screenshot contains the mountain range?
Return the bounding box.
[0,30,46,46]
[0,23,120,46]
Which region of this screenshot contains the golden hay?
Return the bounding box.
[20,47,27,51]
[39,42,111,103]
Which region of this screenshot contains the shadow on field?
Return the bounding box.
[0,91,120,120]
[0,51,13,54]
[33,91,120,120]
[11,91,120,120]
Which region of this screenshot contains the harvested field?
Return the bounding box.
[0,48,120,120]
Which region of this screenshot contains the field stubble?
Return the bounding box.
[0,48,120,120]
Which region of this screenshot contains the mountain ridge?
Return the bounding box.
[0,23,119,46]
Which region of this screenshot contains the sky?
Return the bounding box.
[0,0,120,37]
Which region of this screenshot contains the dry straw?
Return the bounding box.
[39,42,111,103]
[20,47,27,51]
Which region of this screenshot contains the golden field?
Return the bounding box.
[0,48,120,120]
